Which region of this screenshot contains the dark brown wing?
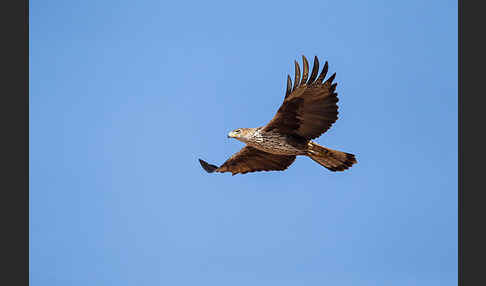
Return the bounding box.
[263,55,339,140]
[198,146,296,175]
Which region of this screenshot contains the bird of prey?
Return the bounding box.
[199,55,357,175]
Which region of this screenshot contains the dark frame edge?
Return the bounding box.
[458,0,461,285]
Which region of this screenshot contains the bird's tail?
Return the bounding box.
[306,141,357,172]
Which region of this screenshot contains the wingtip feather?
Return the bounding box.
[301,55,309,85]
[293,60,301,91]
[285,74,292,98]
[198,159,218,173]
[317,61,328,83]
[307,56,319,84]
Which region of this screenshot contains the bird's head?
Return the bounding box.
[228,128,252,143]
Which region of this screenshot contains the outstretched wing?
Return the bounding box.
[263,55,339,140]
[199,146,296,175]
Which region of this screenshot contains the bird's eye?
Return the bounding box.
[235,129,241,133]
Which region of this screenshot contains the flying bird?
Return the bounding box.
[199,55,357,175]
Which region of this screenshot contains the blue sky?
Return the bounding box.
[30,0,457,285]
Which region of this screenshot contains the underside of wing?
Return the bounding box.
[198,146,296,175]
[263,55,339,140]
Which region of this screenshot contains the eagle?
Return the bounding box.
[199,55,357,175]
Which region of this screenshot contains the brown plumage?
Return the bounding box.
[199,55,357,175]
